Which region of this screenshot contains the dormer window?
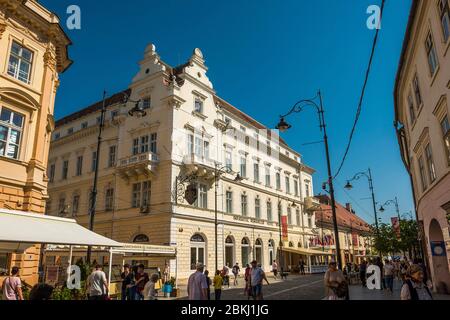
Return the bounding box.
[194,98,203,113]
[8,42,33,84]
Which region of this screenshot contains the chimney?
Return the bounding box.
[345,203,352,213]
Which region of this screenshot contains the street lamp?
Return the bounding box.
[378,197,400,221]
[86,91,146,264]
[345,168,380,245]
[275,91,343,270]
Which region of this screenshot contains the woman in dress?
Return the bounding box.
[324,261,348,300]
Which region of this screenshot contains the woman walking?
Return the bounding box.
[324,261,348,300]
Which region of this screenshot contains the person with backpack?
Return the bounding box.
[400,264,433,300]
[324,261,348,300]
[2,266,23,300]
[232,263,240,286]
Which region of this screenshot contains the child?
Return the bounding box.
[143,273,159,300]
[213,270,223,300]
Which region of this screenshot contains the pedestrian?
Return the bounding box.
[271,260,278,279]
[143,273,159,300]
[187,263,208,300]
[400,264,433,300]
[204,270,212,300]
[244,264,252,300]
[324,261,348,300]
[249,260,269,300]
[2,266,23,300]
[120,264,132,301]
[127,265,138,300]
[359,260,367,287]
[299,260,305,275]
[222,264,230,288]
[213,270,223,300]
[163,262,170,283]
[383,259,395,293]
[87,264,108,300]
[134,264,149,300]
[232,263,240,286]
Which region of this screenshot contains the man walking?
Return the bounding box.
[249,260,269,300]
[134,264,149,300]
[120,264,132,301]
[232,263,240,286]
[271,260,278,279]
[2,266,23,300]
[383,259,395,293]
[187,263,208,300]
[87,264,108,300]
[299,260,306,275]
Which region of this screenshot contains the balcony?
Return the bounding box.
[182,153,216,179]
[116,152,159,179]
[304,196,321,212]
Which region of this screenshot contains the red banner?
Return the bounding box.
[281,216,288,241]
[391,217,401,239]
[352,232,359,246]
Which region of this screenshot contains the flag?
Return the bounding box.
[281,215,288,241]
[391,217,401,239]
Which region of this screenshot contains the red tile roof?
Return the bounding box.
[314,194,371,233]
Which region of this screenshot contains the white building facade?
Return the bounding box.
[47,44,318,278]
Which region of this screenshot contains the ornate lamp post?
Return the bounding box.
[86,91,146,264]
[379,196,401,221]
[275,91,342,270]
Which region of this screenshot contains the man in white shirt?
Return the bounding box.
[87,264,108,300]
[187,263,208,300]
[250,260,269,300]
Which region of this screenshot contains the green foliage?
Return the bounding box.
[371,219,420,256]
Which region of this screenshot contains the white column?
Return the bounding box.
[107,248,113,296]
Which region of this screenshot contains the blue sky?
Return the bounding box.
[41,0,413,224]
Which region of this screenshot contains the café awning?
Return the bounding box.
[282,247,334,256]
[0,209,120,252]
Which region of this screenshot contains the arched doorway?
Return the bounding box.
[429,219,450,293]
[255,238,263,265]
[241,237,250,266]
[190,234,206,270]
[268,240,275,264]
[225,236,235,267]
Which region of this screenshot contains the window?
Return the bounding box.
[305,182,310,197]
[196,184,208,209]
[58,197,66,215]
[91,151,97,172]
[187,134,194,155]
[266,140,271,156]
[225,150,232,171]
[265,167,271,187]
[285,176,290,193]
[150,133,157,153]
[0,253,9,276]
[413,74,422,107]
[140,136,149,154]
[49,163,55,182]
[132,181,151,208]
[62,160,69,180]
[67,127,74,135]
[241,194,248,216]
[134,234,149,243]
[255,198,261,219]
[76,156,83,176]
[441,115,450,165]
[438,0,450,42]
[253,162,260,183]
[240,156,247,178]
[188,135,210,159]
[0,107,24,159]
[425,144,437,183]
[45,200,52,215]
[226,191,233,214]
[267,201,272,221]
[194,98,203,113]
[133,138,139,155]
[425,32,439,76]
[54,132,60,140]
[142,181,151,207]
[195,137,203,157]
[204,141,210,160]
[408,94,416,124]
[296,209,301,226]
[287,207,292,225]
[254,132,259,151]
[294,179,299,196]
[307,214,312,228]
[81,122,88,129]
[105,187,114,211]
[418,155,428,191]
[190,234,205,270]
[142,97,151,110]
[108,145,117,167]
[72,195,80,216]
[276,172,281,190]
[8,42,33,84]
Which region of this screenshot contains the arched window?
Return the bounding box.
[225,236,235,267]
[241,237,250,266]
[133,234,149,243]
[254,238,263,265]
[190,234,206,270]
[268,240,275,264]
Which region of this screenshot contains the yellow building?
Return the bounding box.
[47,44,321,278]
[0,0,71,285]
[394,0,450,293]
